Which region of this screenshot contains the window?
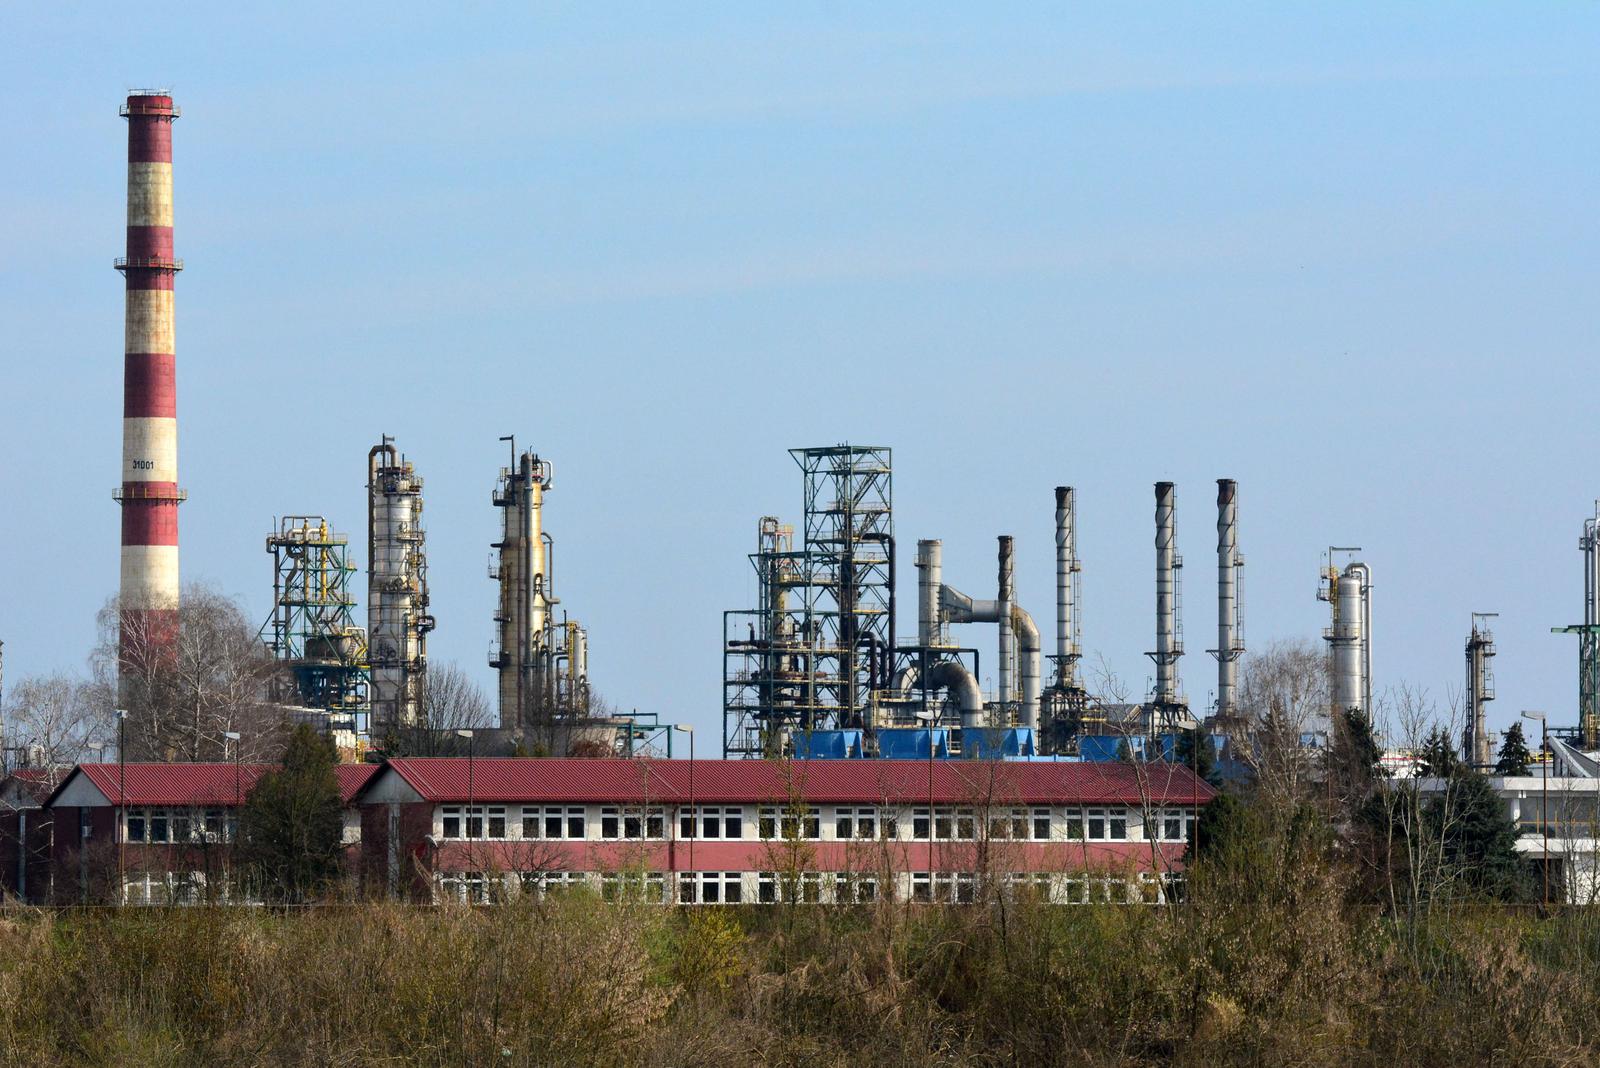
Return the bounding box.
[1032,808,1052,841]
[609,808,665,840]
[1159,810,1192,842]
[601,807,620,840]
[527,806,586,840]
[758,806,819,840]
[911,872,933,902]
[149,812,169,844]
[1086,808,1106,841]
[439,872,492,903]
[689,806,743,840]
[758,872,778,903]
[443,805,507,840]
[125,811,146,843]
[518,871,586,898]
[835,873,877,903]
[1108,809,1128,841]
[203,809,223,838]
[912,808,931,841]
[680,871,742,904]
[836,807,879,840]
[1063,807,1085,840]
[1007,873,1053,902]
[988,809,1028,840]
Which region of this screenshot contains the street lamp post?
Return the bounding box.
[674,725,694,903]
[1521,711,1549,904]
[915,710,937,898]
[114,709,128,904]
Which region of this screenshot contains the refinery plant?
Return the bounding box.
[24,89,1592,770]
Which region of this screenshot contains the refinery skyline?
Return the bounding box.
[3,6,1598,745]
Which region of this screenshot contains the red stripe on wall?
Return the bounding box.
[123,354,177,417]
[125,226,174,260]
[122,268,175,291]
[120,500,180,546]
[127,118,172,164]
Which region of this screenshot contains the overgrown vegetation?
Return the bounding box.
[1,815,1597,1067]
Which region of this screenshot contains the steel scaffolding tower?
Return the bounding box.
[262,517,370,727]
[723,445,894,758]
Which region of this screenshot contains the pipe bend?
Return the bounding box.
[940,584,1000,624]
[927,659,984,729]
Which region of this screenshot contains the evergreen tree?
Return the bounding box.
[238,724,346,903]
[1174,725,1221,786]
[1494,721,1533,776]
[1425,769,1531,901]
[1418,726,1460,778]
[1183,792,1255,865]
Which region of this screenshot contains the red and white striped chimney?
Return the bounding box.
[115,92,183,665]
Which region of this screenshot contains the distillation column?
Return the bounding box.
[491,448,552,729]
[368,438,433,739]
[115,92,184,675]
[1210,479,1244,722]
[1327,562,1372,718]
[1463,615,1496,766]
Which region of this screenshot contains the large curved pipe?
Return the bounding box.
[1011,604,1040,729]
[928,659,984,729]
[940,584,1000,623]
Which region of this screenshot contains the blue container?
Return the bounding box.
[877,727,951,760]
[792,729,864,759]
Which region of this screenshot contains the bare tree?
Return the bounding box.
[1233,639,1331,808]
[93,583,285,762]
[389,662,492,756]
[1,673,106,779]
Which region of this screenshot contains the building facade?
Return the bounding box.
[18,758,1214,906]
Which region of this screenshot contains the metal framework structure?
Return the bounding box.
[1553,504,1600,749]
[261,517,370,725]
[724,445,895,758]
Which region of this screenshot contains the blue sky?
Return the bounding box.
[2,5,1597,746]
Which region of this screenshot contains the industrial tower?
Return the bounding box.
[1208,480,1245,724]
[1553,503,1600,749]
[261,517,370,723]
[1463,613,1497,766]
[1320,551,1373,730]
[115,91,185,681]
[367,437,434,741]
[724,445,895,757]
[490,441,589,738]
[1146,482,1187,732]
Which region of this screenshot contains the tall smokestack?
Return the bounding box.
[916,539,944,647]
[1149,482,1182,708]
[115,92,183,674]
[1211,479,1243,721]
[997,535,1015,706]
[1053,486,1079,684]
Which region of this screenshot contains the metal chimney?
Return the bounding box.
[997,535,1015,707]
[1463,613,1497,766]
[916,539,944,647]
[1148,482,1183,707]
[1210,479,1244,721]
[1054,486,1080,684]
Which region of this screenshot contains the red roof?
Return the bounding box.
[372,758,1214,807]
[47,763,378,808]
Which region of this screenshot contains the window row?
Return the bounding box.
[124,807,237,844]
[435,804,1194,842]
[430,869,1181,905]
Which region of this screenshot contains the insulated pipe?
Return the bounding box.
[916,540,943,647]
[998,536,1015,707]
[928,659,984,729]
[1152,482,1180,705]
[1054,487,1078,674]
[939,585,1000,624]
[1012,604,1040,729]
[1214,479,1241,720]
[116,92,184,675]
